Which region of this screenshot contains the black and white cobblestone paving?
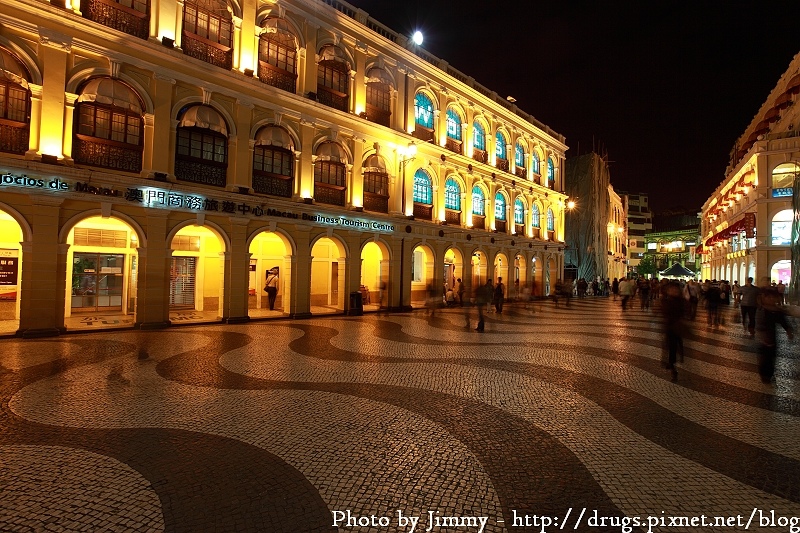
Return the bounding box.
[1,298,798,532]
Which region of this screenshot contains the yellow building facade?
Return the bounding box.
[700,52,799,288]
[0,0,568,336]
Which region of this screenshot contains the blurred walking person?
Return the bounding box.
[756,280,794,384]
[661,280,687,382]
[740,277,759,336]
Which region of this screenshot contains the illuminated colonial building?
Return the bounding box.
[0,0,567,336]
[700,51,799,294]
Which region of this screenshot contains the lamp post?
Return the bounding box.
[398,141,417,217]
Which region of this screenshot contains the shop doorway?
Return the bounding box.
[471,250,488,298]
[65,216,139,330]
[361,241,389,312]
[169,224,225,323]
[71,252,125,312]
[0,209,23,335]
[410,244,434,309]
[444,247,463,303]
[249,231,291,317]
[310,236,347,314]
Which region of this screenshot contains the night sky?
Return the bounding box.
[345,0,800,213]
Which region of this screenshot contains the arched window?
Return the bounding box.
[81,0,150,39]
[531,204,540,228]
[547,157,555,188]
[495,131,508,172]
[317,45,350,112]
[365,67,392,127]
[182,0,233,69]
[473,122,486,150]
[413,169,433,204]
[252,125,294,197]
[771,162,799,197]
[444,178,461,210]
[472,186,485,216]
[413,92,434,142]
[446,109,462,141]
[0,48,31,155]
[547,208,554,231]
[258,18,298,93]
[495,193,506,221]
[495,131,507,159]
[531,152,540,174]
[362,153,389,213]
[515,143,525,168]
[314,141,348,206]
[514,198,525,224]
[445,107,462,154]
[772,209,793,245]
[175,104,228,187]
[74,77,144,173]
[413,169,433,220]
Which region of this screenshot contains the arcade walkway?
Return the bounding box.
[0,298,798,532]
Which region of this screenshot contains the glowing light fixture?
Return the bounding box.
[412,31,423,46]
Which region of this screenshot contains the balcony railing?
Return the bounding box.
[412,126,434,143]
[317,87,348,112]
[472,215,485,230]
[0,121,29,155]
[252,172,292,197]
[182,32,233,70]
[365,104,390,127]
[257,61,296,93]
[472,148,487,164]
[515,224,525,235]
[445,138,462,154]
[363,192,389,213]
[495,220,507,233]
[496,157,509,172]
[175,159,226,187]
[81,0,149,39]
[413,203,433,220]
[73,135,142,173]
[444,209,461,225]
[515,167,526,179]
[531,227,540,239]
[314,183,345,206]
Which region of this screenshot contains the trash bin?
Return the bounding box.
[348,291,364,316]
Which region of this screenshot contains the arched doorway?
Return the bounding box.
[169,224,225,323]
[471,250,488,300]
[410,244,435,308]
[546,257,557,296]
[0,209,23,335]
[514,253,528,300]
[531,255,541,298]
[65,216,139,330]
[443,248,463,291]
[361,240,389,312]
[311,236,347,314]
[771,259,791,285]
[493,252,509,299]
[249,231,291,317]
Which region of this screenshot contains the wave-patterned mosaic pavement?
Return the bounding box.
[1,298,798,532]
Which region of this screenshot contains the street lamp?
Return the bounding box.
[399,141,417,217]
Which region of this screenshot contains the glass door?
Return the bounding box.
[71,252,125,313]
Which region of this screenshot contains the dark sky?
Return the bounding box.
[345,0,800,213]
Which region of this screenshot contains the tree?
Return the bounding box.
[636,255,658,278]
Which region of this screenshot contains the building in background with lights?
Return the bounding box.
[0,0,568,336]
[564,152,627,284]
[617,191,652,276]
[700,50,800,298]
[642,209,701,279]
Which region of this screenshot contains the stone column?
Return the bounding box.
[298,22,318,97]
[289,225,312,318]
[221,217,250,323]
[38,28,71,159]
[152,75,175,177]
[18,198,64,337]
[229,100,253,192]
[135,213,171,329]
[25,84,43,158]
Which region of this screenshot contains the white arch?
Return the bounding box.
[166,218,230,252]
[246,225,296,256]
[65,68,155,115]
[59,209,147,247]
[0,201,32,242]
[171,98,237,138]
